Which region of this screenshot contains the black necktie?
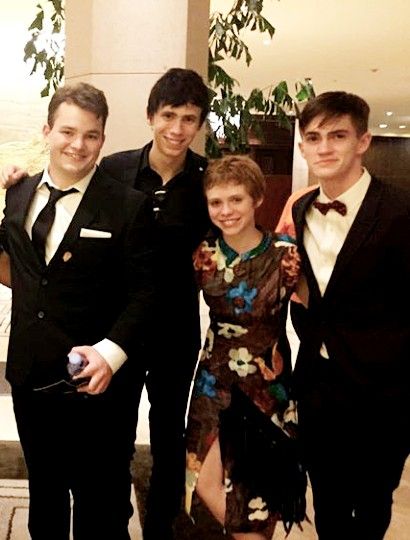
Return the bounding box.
[313,199,347,216]
[32,183,77,260]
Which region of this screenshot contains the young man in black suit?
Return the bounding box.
[1,68,211,540]
[0,82,154,539]
[99,68,210,540]
[291,91,410,539]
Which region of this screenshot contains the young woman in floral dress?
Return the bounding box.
[185,155,301,539]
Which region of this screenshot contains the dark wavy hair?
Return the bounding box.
[147,68,209,126]
[299,91,370,136]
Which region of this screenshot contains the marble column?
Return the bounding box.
[64,0,210,156]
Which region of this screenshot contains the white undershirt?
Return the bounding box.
[304,168,371,357]
[25,166,126,373]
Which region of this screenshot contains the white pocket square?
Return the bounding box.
[80,228,112,238]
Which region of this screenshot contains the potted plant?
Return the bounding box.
[207,0,314,158]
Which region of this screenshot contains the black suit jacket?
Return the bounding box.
[99,144,209,254]
[1,168,155,387]
[291,176,410,404]
[99,144,210,349]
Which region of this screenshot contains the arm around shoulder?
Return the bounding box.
[1,164,28,189]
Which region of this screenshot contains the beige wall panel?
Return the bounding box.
[90,73,159,157]
[90,0,188,73]
[64,0,93,78]
[65,0,209,155]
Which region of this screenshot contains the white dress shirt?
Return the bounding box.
[304,168,371,357]
[25,166,127,373]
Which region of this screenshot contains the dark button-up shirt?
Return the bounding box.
[99,142,210,347]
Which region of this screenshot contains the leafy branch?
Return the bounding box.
[23,0,315,156]
[23,0,65,97]
[207,0,315,157]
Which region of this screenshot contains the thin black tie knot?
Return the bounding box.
[313,199,347,216]
[32,183,78,260]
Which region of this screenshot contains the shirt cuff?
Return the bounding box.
[93,339,127,373]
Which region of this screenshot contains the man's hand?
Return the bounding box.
[1,165,28,189]
[70,345,113,394]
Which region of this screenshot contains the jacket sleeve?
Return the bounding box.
[105,191,156,355]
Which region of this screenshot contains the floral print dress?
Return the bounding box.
[185,231,300,535]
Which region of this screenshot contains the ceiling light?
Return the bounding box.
[263,37,271,45]
[399,125,406,129]
[379,123,388,128]
[385,111,393,116]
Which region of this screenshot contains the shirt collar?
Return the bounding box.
[139,142,152,172]
[317,168,371,215]
[141,141,196,176]
[38,165,96,194]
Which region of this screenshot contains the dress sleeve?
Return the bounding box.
[279,244,301,293]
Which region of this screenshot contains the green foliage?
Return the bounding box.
[24,0,65,97]
[24,0,315,154]
[207,0,315,158]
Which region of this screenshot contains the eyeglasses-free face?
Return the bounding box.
[148,104,202,162]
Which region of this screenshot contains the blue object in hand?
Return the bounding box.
[67,352,85,377]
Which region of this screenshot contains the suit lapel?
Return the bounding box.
[48,169,112,267]
[293,188,323,302]
[293,188,318,245]
[13,174,42,230]
[123,163,139,186]
[120,149,142,187]
[10,174,44,268]
[324,177,382,297]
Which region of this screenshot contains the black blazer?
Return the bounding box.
[99,144,210,254]
[99,144,210,349]
[1,168,155,387]
[291,177,410,404]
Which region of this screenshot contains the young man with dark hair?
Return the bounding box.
[0,82,154,539]
[291,91,410,539]
[2,67,211,540]
[99,67,211,540]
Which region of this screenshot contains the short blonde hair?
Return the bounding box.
[204,155,265,202]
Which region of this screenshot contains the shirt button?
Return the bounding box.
[41,278,48,286]
[37,311,45,319]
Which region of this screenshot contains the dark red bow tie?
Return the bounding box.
[313,199,347,216]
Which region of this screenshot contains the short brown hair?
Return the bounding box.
[299,91,370,136]
[147,68,209,126]
[204,155,265,202]
[47,82,109,129]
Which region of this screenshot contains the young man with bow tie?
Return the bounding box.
[0,82,155,539]
[290,91,410,539]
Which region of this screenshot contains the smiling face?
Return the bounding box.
[43,102,105,188]
[148,103,202,161]
[299,114,371,194]
[206,182,262,241]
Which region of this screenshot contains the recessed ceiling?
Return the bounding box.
[210,0,410,137]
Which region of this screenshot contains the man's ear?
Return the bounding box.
[298,140,306,158]
[147,110,153,127]
[42,124,51,138]
[358,131,372,155]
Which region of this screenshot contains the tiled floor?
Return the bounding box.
[0,478,142,540]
